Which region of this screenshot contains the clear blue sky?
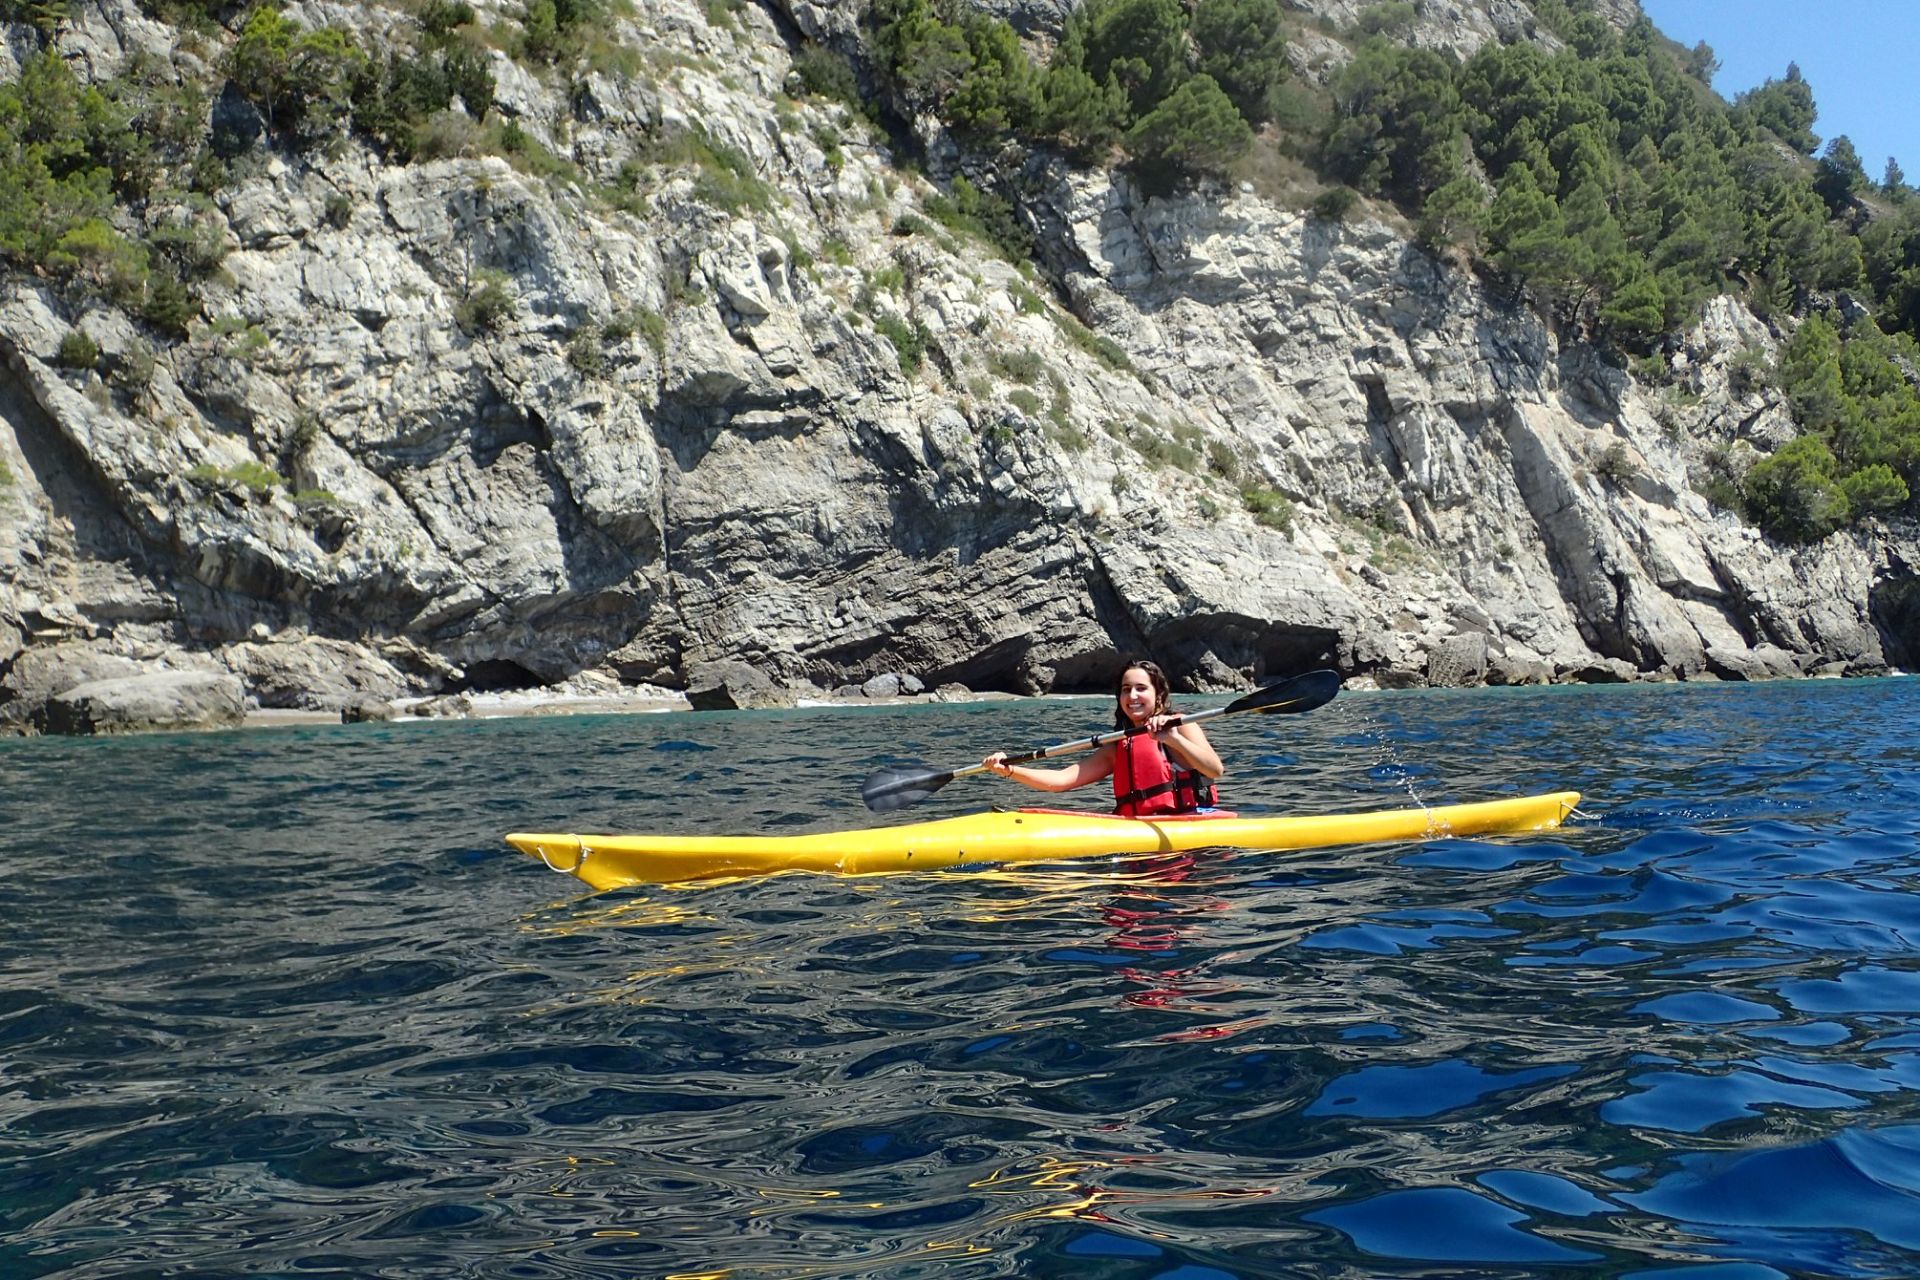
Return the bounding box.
[1639,0,1920,180]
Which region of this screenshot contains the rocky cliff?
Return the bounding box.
[1,0,1914,733]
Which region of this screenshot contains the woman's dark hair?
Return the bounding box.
[1113,658,1172,729]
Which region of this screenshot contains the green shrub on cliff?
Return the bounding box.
[630,308,668,356]
[1740,435,1851,542]
[924,176,1029,261]
[1241,485,1295,534]
[56,330,100,370]
[455,270,516,333]
[791,44,862,109]
[0,0,77,34]
[686,133,776,213]
[872,313,930,376]
[351,44,496,160]
[988,348,1044,385]
[187,460,287,495]
[519,0,609,63]
[1741,313,1920,540]
[566,323,605,375]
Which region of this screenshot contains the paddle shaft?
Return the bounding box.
[954,704,1233,783]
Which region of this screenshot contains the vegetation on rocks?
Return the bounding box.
[1739,315,1919,538]
[1,0,1916,589]
[1240,485,1295,534]
[5,0,1918,735]
[187,460,287,494]
[857,0,1920,542]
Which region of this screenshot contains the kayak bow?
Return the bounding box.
[506,791,1581,890]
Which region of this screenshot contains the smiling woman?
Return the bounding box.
[983,658,1225,813]
[859,668,1341,814]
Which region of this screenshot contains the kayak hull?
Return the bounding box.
[506,791,1581,891]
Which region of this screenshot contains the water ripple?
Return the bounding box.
[3,680,1920,1276]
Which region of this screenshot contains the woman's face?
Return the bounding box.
[1116,667,1160,725]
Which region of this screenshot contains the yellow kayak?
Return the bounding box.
[506,791,1581,890]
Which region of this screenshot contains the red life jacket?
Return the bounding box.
[1112,732,1218,817]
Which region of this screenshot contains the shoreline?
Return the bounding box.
[239,686,1043,730]
[22,668,1901,738]
[235,667,1910,732]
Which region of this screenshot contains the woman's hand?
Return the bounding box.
[983,751,1011,775]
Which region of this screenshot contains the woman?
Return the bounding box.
[983,659,1225,815]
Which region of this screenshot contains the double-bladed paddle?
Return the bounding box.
[860,668,1342,813]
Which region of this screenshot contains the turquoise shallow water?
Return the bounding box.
[4,678,1920,1277]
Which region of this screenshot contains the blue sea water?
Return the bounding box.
[3,677,1920,1278]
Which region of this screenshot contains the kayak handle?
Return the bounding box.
[536,837,591,874]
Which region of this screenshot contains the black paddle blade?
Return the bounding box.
[861,764,956,812]
[1223,669,1342,717]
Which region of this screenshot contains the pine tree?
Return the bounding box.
[947,16,1038,137]
[1124,74,1251,193]
[1839,463,1909,516]
[1814,135,1868,215]
[1417,158,1488,250]
[1074,0,1188,118]
[1612,137,1661,237]
[1324,44,1464,201]
[228,3,300,127]
[1736,63,1819,155]
[1191,0,1288,126]
[1597,268,1665,339]
[0,0,76,36]
[1487,165,1579,297]
[1779,313,1847,435]
[1038,62,1127,159]
[1742,435,1850,542]
[1684,40,1719,84]
[1561,176,1632,302]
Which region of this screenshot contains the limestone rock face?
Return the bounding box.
[341,694,397,723]
[1,645,146,733]
[221,639,410,710]
[0,0,1916,736]
[685,660,795,711]
[44,671,245,735]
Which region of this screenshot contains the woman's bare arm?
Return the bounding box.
[983,745,1117,793]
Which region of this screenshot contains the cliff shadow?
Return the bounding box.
[652,386,824,475]
[0,359,161,571]
[1870,563,1920,671]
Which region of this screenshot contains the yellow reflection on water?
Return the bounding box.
[975,1153,1274,1229]
[519,894,721,936]
[744,1186,840,1217]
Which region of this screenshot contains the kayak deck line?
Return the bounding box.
[506,790,1583,891]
